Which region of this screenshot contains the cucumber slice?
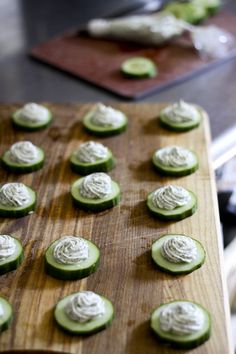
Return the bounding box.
[147,190,197,221]
[164,2,207,24]
[83,111,127,137]
[152,149,198,177]
[151,234,205,275]
[71,178,121,212]
[12,108,52,131]
[121,57,157,79]
[54,292,114,335]
[0,297,13,333]
[45,237,100,280]
[151,300,211,349]
[2,148,45,174]
[70,149,115,175]
[0,185,36,218]
[0,236,23,275]
[159,106,203,132]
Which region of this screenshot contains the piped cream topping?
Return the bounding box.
[75,141,109,163]
[162,100,200,123]
[79,173,112,199]
[90,103,125,128]
[161,235,197,263]
[159,302,205,336]
[152,185,191,210]
[0,303,4,318]
[53,236,89,265]
[0,235,16,261]
[17,103,49,123]
[65,291,105,323]
[0,183,30,207]
[155,146,195,167]
[9,141,39,164]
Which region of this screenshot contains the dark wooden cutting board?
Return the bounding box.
[0,103,233,354]
[30,13,236,99]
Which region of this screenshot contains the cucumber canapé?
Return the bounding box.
[12,103,52,131]
[159,100,203,132]
[0,297,13,333]
[2,141,45,173]
[0,235,23,275]
[54,290,114,335]
[151,234,205,275]
[71,172,121,212]
[121,57,157,79]
[83,103,127,136]
[151,300,211,349]
[45,235,100,280]
[0,182,36,218]
[70,141,115,175]
[147,184,197,221]
[152,145,198,177]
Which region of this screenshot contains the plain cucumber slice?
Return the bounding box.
[164,2,207,23]
[0,186,37,218]
[2,148,45,174]
[0,236,23,275]
[45,237,100,280]
[151,234,205,275]
[71,178,121,212]
[70,149,115,175]
[152,150,198,177]
[83,111,127,137]
[151,300,211,349]
[0,297,13,333]
[54,292,114,335]
[12,109,52,131]
[147,190,197,221]
[121,57,157,79]
[159,106,203,132]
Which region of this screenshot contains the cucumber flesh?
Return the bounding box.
[71,178,121,212]
[0,297,13,333]
[151,300,211,349]
[70,149,115,175]
[159,107,203,132]
[54,293,114,335]
[152,150,198,177]
[83,111,127,137]
[45,237,100,280]
[147,190,197,221]
[151,234,205,275]
[2,149,45,174]
[0,236,23,275]
[121,57,157,78]
[12,109,52,131]
[0,186,37,218]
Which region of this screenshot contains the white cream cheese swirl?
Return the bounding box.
[18,103,49,123]
[0,303,4,318]
[65,291,105,323]
[161,235,197,263]
[0,183,30,207]
[162,100,200,123]
[152,185,191,210]
[53,236,89,265]
[0,235,16,261]
[90,103,125,128]
[159,302,205,336]
[76,141,108,163]
[9,141,39,164]
[155,146,194,167]
[79,173,112,199]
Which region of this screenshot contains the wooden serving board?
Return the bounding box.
[30,13,236,99]
[0,103,233,354]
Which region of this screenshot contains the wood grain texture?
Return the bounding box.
[30,13,236,99]
[0,103,233,354]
